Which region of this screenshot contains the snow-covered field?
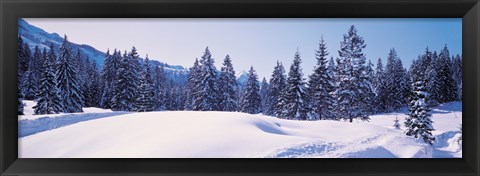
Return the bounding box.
[18,101,462,158]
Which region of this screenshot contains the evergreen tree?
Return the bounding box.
[384,48,404,111]
[135,55,156,112]
[374,58,388,113]
[266,61,287,117]
[260,77,269,114]
[393,115,401,130]
[451,54,462,100]
[282,50,309,120]
[31,46,44,87]
[111,50,137,111]
[307,37,335,120]
[193,47,220,111]
[219,55,239,112]
[240,66,262,114]
[87,60,101,107]
[335,25,371,122]
[426,51,441,106]
[20,53,38,100]
[185,58,201,110]
[437,45,457,102]
[56,35,83,113]
[405,79,435,145]
[18,36,29,76]
[33,47,63,114]
[18,89,25,115]
[100,49,120,109]
[363,60,376,114]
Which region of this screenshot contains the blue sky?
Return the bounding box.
[25,18,461,79]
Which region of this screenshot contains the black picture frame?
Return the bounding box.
[1,0,479,175]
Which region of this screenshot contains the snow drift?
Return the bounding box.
[18,101,462,158]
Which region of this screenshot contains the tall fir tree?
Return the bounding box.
[21,51,38,100]
[135,55,156,112]
[307,37,335,120]
[18,36,29,76]
[373,58,388,113]
[219,55,239,112]
[426,51,442,106]
[111,50,137,111]
[405,79,435,145]
[100,49,121,109]
[363,60,376,114]
[185,58,201,111]
[193,47,220,111]
[384,48,404,111]
[437,45,457,102]
[282,50,309,120]
[260,77,269,114]
[86,59,101,107]
[33,46,63,114]
[240,66,262,114]
[335,25,371,122]
[56,35,84,113]
[451,54,462,100]
[31,46,44,87]
[266,61,287,117]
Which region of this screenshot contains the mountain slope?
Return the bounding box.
[18,18,188,82]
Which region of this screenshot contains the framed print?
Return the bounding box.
[1,0,479,176]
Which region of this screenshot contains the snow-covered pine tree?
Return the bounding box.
[20,51,38,100]
[193,47,220,111]
[335,25,371,122]
[266,61,287,117]
[111,50,137,111]
[185,58,201,111]
[405,79,435,145]
[451,54,462,100]
[363,60,376,114]
[426,51,441,106]
[283,50,309,120]
[87,60,101,107]
[100,50,113,108]
[100,49,122,109]
[153,65,167,111]
[33,46,63,115]
[327,57,338,120]
[437,45,457,103]
[307,37,335,120]
[135,55,156,112]
[32,46,44,87]
[374,58,388,113]
[18,35,29,77]
[260,77,269,114]
[18,89,25,115]
[393,115,401,130]
[219,55,239,112]
[399,66,413,105]
[75,49,89,106]
[240,66,262,114]
[56,35,84,113]
[129,46,143,103]
[384,48,404,111]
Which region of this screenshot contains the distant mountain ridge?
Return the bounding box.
[19,19,250,86]
[18,19,188,83]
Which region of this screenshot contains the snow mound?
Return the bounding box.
[18,101,462,158]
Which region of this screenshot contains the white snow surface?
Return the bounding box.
[19,101,462,158]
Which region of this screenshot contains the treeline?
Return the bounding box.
[17,35,98,115]
[17,25,462,126]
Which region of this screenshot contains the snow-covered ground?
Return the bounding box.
[18,101,462,158]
